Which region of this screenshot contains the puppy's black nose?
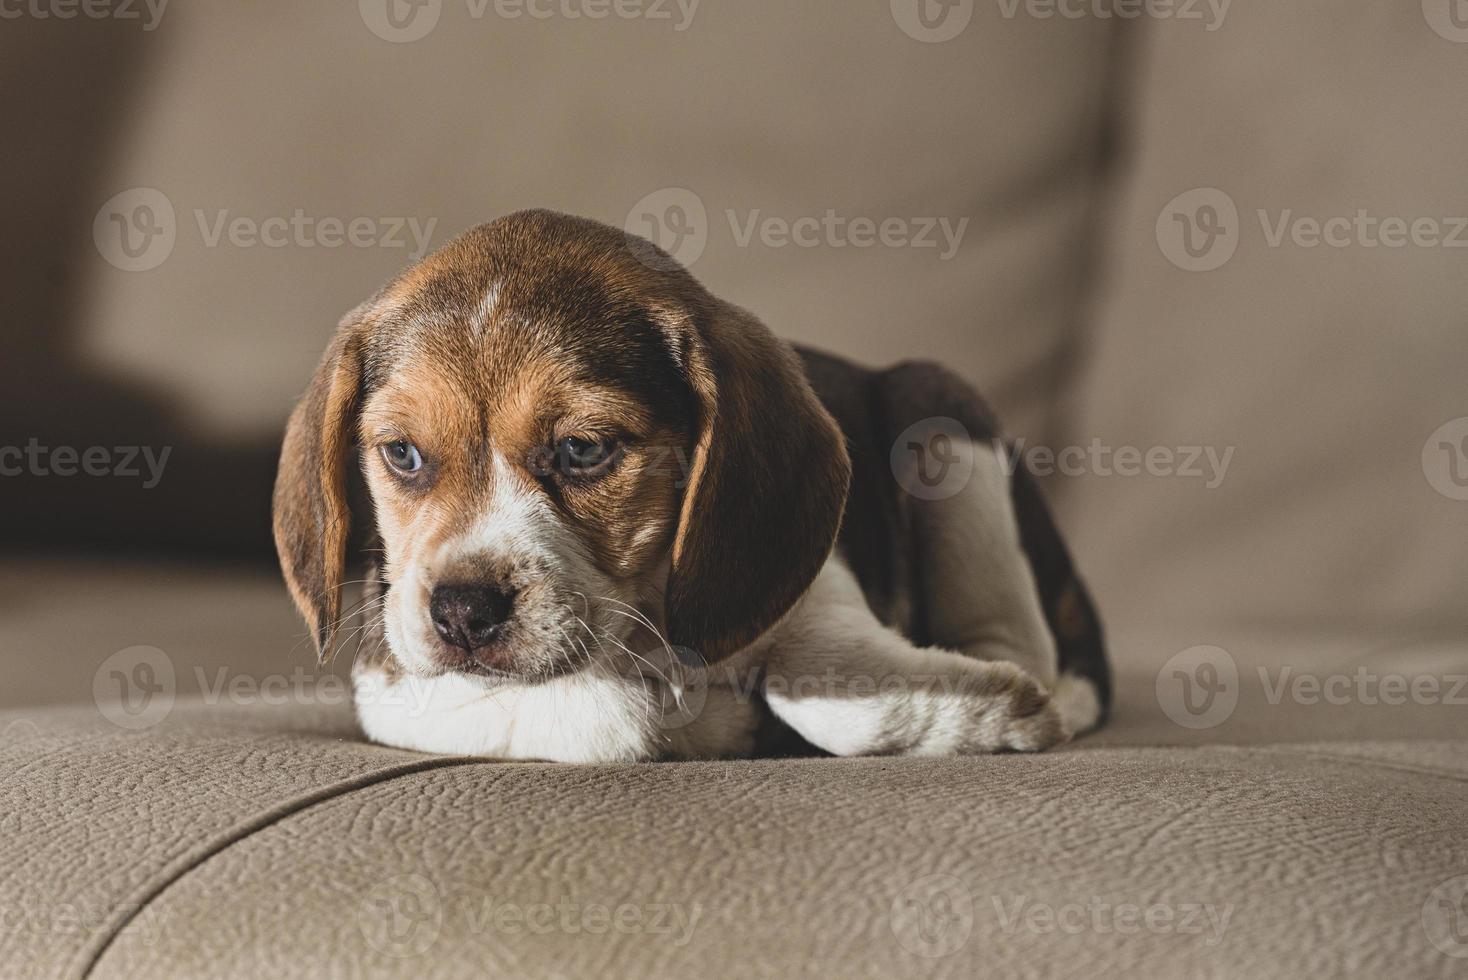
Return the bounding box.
[429,584,514,652]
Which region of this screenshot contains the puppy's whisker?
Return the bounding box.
[335,578,386,591]
[571,614,606,668]
[328,593,388,637]
[594,625,676,690]
[330,596,387,639]
[593,596,670,647]
[553,623,580,667]
[347,611,388,672]
[556,618,592,672]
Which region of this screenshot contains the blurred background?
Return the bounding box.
[2,0,1464,739]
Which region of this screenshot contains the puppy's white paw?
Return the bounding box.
[959,661,1069,754]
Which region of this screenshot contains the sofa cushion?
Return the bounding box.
[3,702,1465,979]
[1058,3,1468,640]
[11,1,1118,448]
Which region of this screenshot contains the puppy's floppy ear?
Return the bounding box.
[272,310,367,661]
[665,302,851,663]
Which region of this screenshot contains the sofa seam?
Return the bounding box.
[70,755,497,980]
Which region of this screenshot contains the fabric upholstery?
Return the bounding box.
[1057,2,1468,638]
[3,700,1465,980]
[25,0,1117,447]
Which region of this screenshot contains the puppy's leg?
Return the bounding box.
[758,560,1066,756]
[909,435,1058,686]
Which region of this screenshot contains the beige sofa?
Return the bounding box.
[3,2,1467,977]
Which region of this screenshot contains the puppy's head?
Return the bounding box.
[273,210,850,682]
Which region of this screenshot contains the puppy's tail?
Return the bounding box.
[1054,672,1105,737]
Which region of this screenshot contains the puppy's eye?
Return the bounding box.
[556,436,618,477]
[381,440,423,475]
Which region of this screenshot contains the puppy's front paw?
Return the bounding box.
[964,661,1069,754]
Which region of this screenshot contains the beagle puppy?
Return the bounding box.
[273,210,1111,763]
